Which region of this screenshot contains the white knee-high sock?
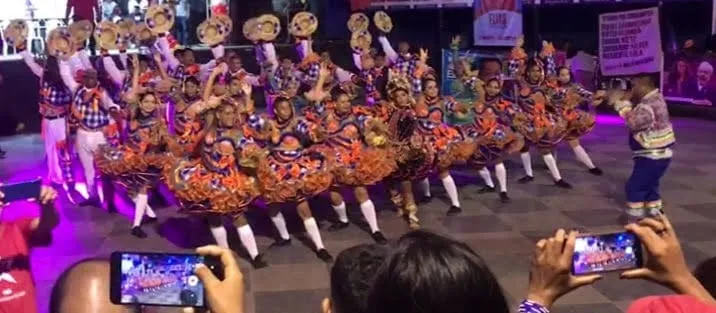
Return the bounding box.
[441,175,460,207]
[359,200,380,233]
[303,217,325,250]
[237,225,259,259]
[132,194,148,227]
[542,154,562,181]
[270,213,290,240]
[572,145,596,169]
[495,163,508,192]
[478,168,495,188]
[332,201,349,223]
[420,178,431,197]
[209,226,229,249]
[144,204,157,218]
[520,152,534,177]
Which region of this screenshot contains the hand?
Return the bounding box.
[418,48,429,63]
[319,63,331,80]
[240,81,252,96]
[451,35,461,47]
[607,89,625,106]
[38,186,58,205]
[153,53,163,64]
[213,63,228,74]
[527,229,602,309]
[194,245,244,313]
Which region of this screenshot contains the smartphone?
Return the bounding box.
[0,178,42,203]
[110,252,223,307]
[572,231,644,275]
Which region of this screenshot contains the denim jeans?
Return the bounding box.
[174,16,189,45]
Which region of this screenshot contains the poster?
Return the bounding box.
[598,7,662,76]
[441,48,507,104]
[472,0,523,46]
[663,51,716,106]
[370,0,473,8]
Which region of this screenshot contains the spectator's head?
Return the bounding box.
[375,53,387,68]
[557,66,573,85]
[323,244,389,313]
[422,77,439,98]
[525,58,543,83]
[82,69,99,88]
[367,230,509,313]
[479,58,502,80]
[630,75,657,100]
[280,58,294,71]
[484,77,503,98]
[50,259,132,313]
[216,102,237,128]
[273,96,294,121]
[183,76,200,98]
[697,61,713,85]
[694,256,716,298]
[138,92,158,115]
[229,54,243,72]
[182,48,196,65]
[398,41,410,55]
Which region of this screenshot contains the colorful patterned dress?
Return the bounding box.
[462,102,523,169]
[552,83,596,141]
[173,94,205,155]
[414,96,475,170]
[513,81,569,151]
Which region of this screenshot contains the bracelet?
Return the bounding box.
[519,300,550,313]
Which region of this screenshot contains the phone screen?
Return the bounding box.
[572,231,643,275]
[0,178,42,203]
[112,252,207,307]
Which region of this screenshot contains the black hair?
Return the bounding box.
[479,58,503,71]
[695,257,716,298]
[330,244,389,313]
[173,48,184,59]
[184,76,200,87]
[49,258,113,313]
[367,230,509,313]
[42,55,64,89]
[556,66,573,83]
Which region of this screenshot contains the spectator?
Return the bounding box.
[0,186,59,313]
[323,244,389,313]
[110,6,124,23]
[127,0,148,15]
[173,0,190,44]
[65,0,99,55]
[627,295,716,313]
[694,257,716,298]
[102,0,118,21]
[691,61,716,105]
[665,58,696,98]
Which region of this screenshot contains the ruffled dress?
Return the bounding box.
[378,104,435,181]
[415,98,475,170]
[461,103,524,168]
[173,95,206,156]
[552,83,596,141]
[513,82,569,150]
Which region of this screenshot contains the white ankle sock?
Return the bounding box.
[237,225,259,259]
[572,145,596,169]
[209,226,229,249]
[495,163,508,192]
[359,200,380,233]
[144,204,157,218]
[270,213,290,240]
[478,167,495,188]
[520,152,533,177]
[542,154,562,181]
[303,217,325,250]
[332,202,349,223]
[441,175,460,207]
[420,178,431,197]
[132,194,148,227]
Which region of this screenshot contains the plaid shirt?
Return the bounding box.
[39,81,72,118]
[392,55,423,95]
[73,87,114,130]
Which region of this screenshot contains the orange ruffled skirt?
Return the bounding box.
[563,109,595,141]
[315,141,397,187]
[467,126,524,168]
[96,145,171,194]
[512,112,568,151]
[256,146,334,204]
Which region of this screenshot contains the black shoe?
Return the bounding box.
[79,197,101,207]
[143,216,158,224]
[477,186,496,194]
[518,175,534,184]
[418,195,433,204]
[131,226,148,238]
[588,167,604,176]
[316,249,333,262]
[499,192,510,203]
[270,238,292,248]
[0,149,6,158]
[446,205,462,216]
[554,179,573,189]
[106,203,118,214]
[328,221,350,231]
[371,231,388,244]
[251,254,269,269]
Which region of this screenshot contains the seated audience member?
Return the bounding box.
[627,295,716,313]
[0,186,59,313]
[695,257,716,298]
[322,244,389,313]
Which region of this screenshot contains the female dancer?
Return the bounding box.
[515,59,572,188]
[553,66,604,175]
[415,76,475,215]
[465,77,524,202]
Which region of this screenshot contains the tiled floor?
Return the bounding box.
[1,115,715,313]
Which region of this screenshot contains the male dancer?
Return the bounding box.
[610,75,675,220]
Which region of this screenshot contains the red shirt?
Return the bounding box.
[68,0,97,21]
[0,219,37,313]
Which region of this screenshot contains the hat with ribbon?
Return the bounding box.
[242,17,259,42]
[145,4,175,34]
[95,21,122,50]
[47,27,74,60]
[350,30,372,55]
[255,14,281,42]
[197,16,232,46]
[3,19,29,49]
[69,20,93,46]
[347,13,369,33]
[373,11,393,33]
[134,22,156,46]
[289,11,318,38]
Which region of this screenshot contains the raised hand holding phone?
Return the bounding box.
[194,245,244,313]
[0,178,43,203]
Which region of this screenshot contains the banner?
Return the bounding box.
[370,0,472,8]
[663,51,716,106]
[598,7,662,76]
[472,0,523,46]
[441,48,508,103]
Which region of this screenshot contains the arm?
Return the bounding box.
[352,52,363,70]
[119,52,129,69]
[157,36,181,70]
[100,90,121,112]
[615,101,654,133]
[295,39,310,61]
[198,45,224,80]
[335,67,355,83]
[103,56,127,86]
[203,64,227,101]
[29,202,60,246]
[59,60,80,92]
[153,53,170,80]
[64,0,72,22]
[378,36,398,64]
[21,49,44,77]
[78,50,93,70]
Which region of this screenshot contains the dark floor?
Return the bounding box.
[1,115,715,313]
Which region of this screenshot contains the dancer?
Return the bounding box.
[514,58,572,188]
[553,66,604,175]
[610,76,675,220]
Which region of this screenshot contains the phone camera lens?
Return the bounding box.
[180,289,198,305]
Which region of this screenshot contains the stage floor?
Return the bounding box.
[2,115,716,313]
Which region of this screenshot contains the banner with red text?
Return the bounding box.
[472,0,523,46]
[599,7,662,76]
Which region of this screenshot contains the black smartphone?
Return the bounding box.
[572,231,644,275]
[110,252,223,307]
[0,178,42,203]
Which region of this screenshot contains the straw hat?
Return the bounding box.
[242,18,258,42]
[69,20,93,46]
[197,16,232,46]
[145,4,175,34]
[255,14,281,42]
[134,22,155,46]
[116,19,135,50]
[47,27,74,60]
[2,19,29,48]
[347,13,369,33]
[350,30,372,55]
[95,21,122,50]
[289,11,318,38]
[373,11,393,33]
